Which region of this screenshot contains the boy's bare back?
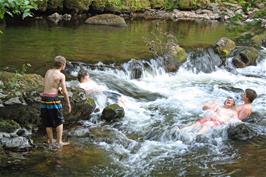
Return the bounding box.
[43,69,65,94]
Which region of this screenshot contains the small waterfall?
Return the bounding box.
[67,47,266,176]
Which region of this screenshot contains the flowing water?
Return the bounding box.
[0,20,265,177]
[1,47,266,177]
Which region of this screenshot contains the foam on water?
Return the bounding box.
[68,48,266,176]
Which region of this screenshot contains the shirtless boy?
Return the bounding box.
[41,56,71,146]
[236,89,257,121]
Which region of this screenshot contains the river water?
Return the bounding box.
[0,21,266,177]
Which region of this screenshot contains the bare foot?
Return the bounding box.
[57,141,70,147]
[47,139,56,144]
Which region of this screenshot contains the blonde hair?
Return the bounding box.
[54,56,66,69]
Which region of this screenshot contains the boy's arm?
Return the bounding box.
[61,74,72,113]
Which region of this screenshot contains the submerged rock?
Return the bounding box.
[85,14,127,27]
[184,48,222,73]
[215,37,236,58]
[101,104,125,122]
[228,124,257,140]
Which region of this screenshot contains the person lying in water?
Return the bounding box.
[185,97,239,134]
[77,70,126,107]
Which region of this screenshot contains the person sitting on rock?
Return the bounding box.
[236,88,257,121]
[77,70,126,107]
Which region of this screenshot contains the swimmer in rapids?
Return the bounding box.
[77,70,126,107]
[185,97,239,134]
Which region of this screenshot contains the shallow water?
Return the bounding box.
[1,21,266,177]
[1,48,266,177]
[0,20,236,72]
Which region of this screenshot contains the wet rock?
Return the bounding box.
[251,31,266,47]
[228,124,257,140]
[62,14,72,21]
[68,126,91,137]
[101,104,125,122]
[1,136,32,151]
[232,47,259,68]
[243,112,263,123]
[215,37,236,58]
[184,48,222,73]
[128,59,143,79]
[64,88,96,126]
[164,45,187,72]
[47,12,62,24]
[4,97,26,106]
[0,120,20,133]
[85,14,127,27]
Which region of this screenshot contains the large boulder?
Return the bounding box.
[101,104,125,122]
[184,48,223,73]
[164,45,187,72]
[0,72,96,129]
[251,31,266,47]
[232,47,259,68]
[64,0,92,12]
[227,124,257,140]
[85,14,127,27]
[215,37,236,58]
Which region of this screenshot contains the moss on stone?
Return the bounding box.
[251,31,266,46]
[0,71,43,92]
[64,0,93,11]
[0,120,20,133]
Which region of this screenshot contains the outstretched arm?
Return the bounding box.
[61,75,71,113]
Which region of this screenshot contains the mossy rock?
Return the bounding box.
[0,71,43,93]
[64,0,92,12]
[215,37,236,58]
[0,120,20,133]
[47,0,64,10]
[101,104,125,122]
[150,0,166,9]
[85,14,127,27]
[232,47,260,68]
[178,0,210,10]
[170,45,188,62]
[251,31,266,47]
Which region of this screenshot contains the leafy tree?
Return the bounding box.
[0,0,37,20]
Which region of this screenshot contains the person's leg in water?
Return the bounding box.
[46,127,54,144]
[56,124,69,146]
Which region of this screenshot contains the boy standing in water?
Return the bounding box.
[236,89,257,121]
[41,56,71,146]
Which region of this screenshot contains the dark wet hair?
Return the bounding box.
[245,89,257,103]
[77,70,88,82]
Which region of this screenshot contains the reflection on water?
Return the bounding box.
[0,20,236,72]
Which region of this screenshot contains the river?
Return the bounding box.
[0,20,265,177]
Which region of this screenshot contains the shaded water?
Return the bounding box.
[0,20,237,72]
[1,48,266,177]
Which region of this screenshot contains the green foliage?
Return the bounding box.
[0,0,37,20]
[165,0,178,10]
